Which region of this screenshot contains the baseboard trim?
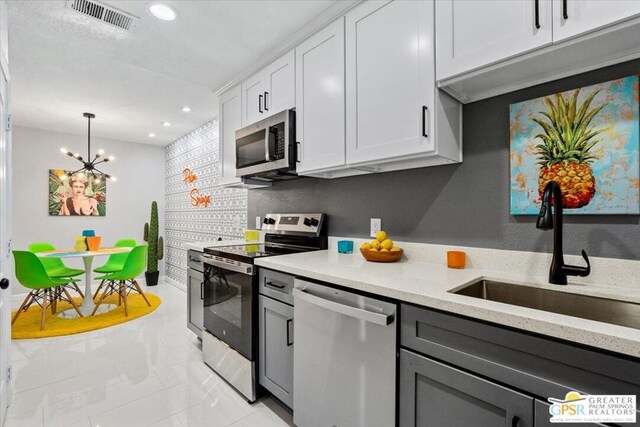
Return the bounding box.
[163,275,186,293]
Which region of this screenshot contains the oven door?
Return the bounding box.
[201,256,256,360]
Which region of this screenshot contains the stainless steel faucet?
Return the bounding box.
[536,181,591,285]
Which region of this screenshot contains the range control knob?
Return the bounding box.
[303,217,312,226]
[310,218,319,227]
[263,218,269,224]
[267,218,276,225]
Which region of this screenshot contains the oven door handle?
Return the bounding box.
[200,255,255,275]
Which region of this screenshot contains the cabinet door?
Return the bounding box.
[346,0,434,166]
[263,50,295,115]
[295,18,346,174]
[553,0,640,42]
[258,295,293,409]
[187,269,203,337]
[241,71,264,127]
[399,349,534,427]
[219,85,242,183]
[436,0,553,80]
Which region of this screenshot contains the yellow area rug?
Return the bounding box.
[11,293,161,339]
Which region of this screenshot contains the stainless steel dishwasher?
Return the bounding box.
[293,279,397,427]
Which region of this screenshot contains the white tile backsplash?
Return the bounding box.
[165,120,248,285]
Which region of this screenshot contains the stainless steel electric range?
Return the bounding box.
[200,213,326,402]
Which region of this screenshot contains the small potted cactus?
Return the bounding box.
[143,201,164,286]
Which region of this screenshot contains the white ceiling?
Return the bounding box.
[7,0,336,145]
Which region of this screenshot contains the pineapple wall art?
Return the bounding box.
[510,75,639,215]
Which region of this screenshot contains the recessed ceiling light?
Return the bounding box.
[148,133,156,138]
[162,122,171,127]
[149,3,177,21]
[181,106,191,113]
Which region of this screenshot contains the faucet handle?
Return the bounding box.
[562,250,591,278]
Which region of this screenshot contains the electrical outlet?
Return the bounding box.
[256,216,262,229]
[370,218,381,238]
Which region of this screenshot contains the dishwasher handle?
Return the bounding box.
[293,288,394,326]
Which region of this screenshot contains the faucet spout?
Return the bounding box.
[536,181,591,285]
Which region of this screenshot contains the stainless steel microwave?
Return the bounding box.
[235,109,297,180]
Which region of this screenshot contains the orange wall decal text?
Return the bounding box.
[190,188,211,208]
[182,168,197,184]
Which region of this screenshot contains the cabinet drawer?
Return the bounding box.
[258,268,294,305]
[400,348,533,427]
[187,250,203,272]
[401,303,640,407]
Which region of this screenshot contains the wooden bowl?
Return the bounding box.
[360,248,404,263]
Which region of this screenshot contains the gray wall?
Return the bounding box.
[248,60,640,260]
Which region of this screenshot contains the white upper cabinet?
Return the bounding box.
[438,0,640,102]
[296,18,347,175]
[346,0,432,165]
[552,0,640,41]
[219,85,243,185]
[346,0,460,168]
[241,50,295,127]
[436,0,553,81]
[263,50,295,116]
[241,71,265,127]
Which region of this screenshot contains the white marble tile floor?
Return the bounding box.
[5,280,293,427]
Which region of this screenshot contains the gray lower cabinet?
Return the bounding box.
[187,250,204,338]
[400,348,534,427]
[400,303,640,427]
[258,294,294,409]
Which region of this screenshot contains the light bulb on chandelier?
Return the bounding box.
[59,113,117,182]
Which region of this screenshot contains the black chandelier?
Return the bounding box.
[60,112,116,183]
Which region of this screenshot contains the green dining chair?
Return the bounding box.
[92,238,137,300]
[12,251,83,330]
[93,245,150,317]
[28,242,85,298]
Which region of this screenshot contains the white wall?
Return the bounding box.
[11,126,165,295]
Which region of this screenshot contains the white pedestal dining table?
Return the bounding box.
[36,247,132,316]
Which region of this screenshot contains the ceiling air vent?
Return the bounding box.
[66,0,138,31]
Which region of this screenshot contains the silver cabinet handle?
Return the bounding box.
[265,281,285,289]
[293,288,394,326]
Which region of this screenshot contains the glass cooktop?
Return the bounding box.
[204,243,312,263]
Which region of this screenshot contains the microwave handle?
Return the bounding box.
[266,127,277,161]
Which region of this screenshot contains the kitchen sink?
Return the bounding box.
[451,279,640,329]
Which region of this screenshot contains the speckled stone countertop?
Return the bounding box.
[255,249,640,359]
